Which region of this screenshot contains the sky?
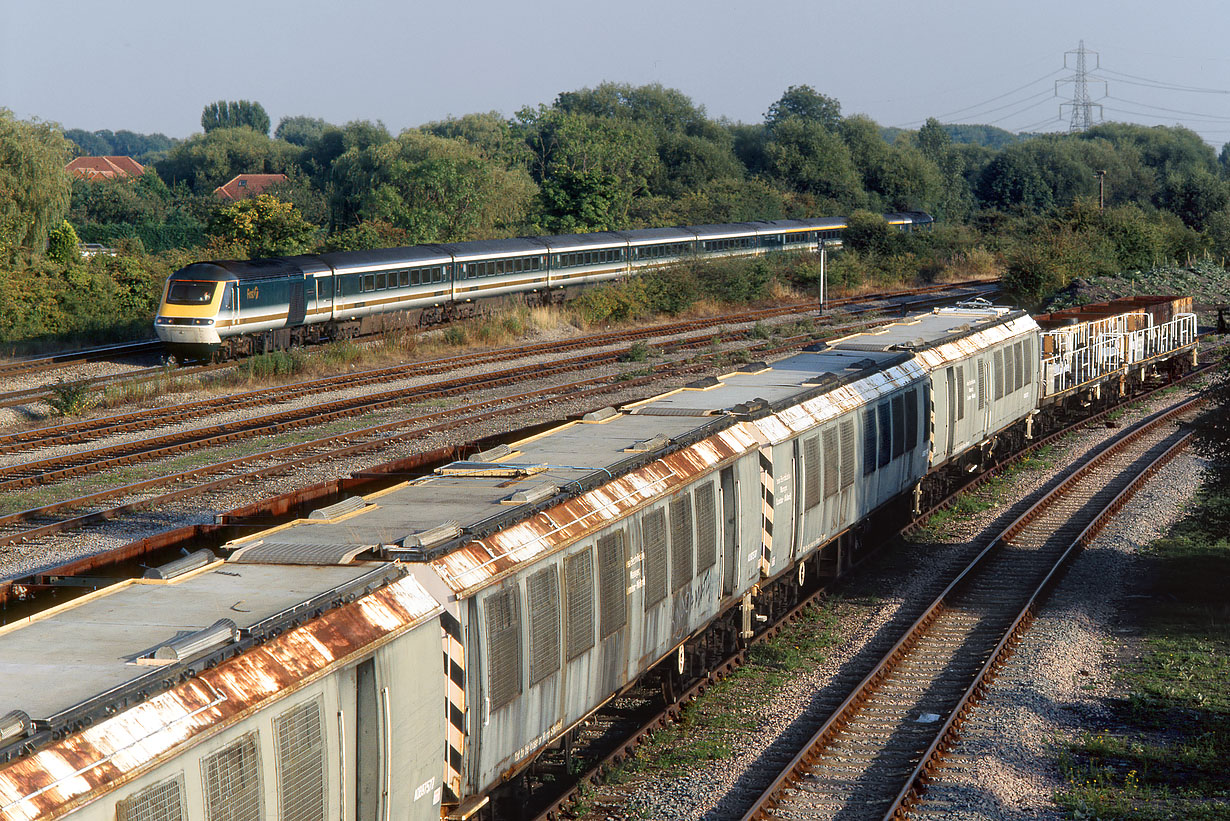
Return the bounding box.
[3,0,1230,146]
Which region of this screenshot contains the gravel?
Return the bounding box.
[577,388,1204,821]
[907,450,1207,821]
[0,314,792,580]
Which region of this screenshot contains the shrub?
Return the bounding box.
[47,378,93,416]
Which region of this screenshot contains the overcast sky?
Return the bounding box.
[3,0,1230,146]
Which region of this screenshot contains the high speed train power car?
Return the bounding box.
[0,296,1197,821]
[153,214,934,358]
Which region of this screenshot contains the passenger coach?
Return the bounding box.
[154,213,934,358]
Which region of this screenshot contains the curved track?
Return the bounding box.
[739,396,1201,820]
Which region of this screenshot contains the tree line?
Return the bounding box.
[2,83,1230,345]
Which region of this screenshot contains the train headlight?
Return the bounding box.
[156,317,170,324]
[191,318,216,326]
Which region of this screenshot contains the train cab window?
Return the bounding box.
[166,280,217,305]
[220,284,234,311]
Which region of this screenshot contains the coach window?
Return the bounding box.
[399,270,408,287]
[363,274,374,292]
[376,273,386,290]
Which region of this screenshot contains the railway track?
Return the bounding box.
[0,279,998,411]
[0,339,164,381]
[737,395,1201,821]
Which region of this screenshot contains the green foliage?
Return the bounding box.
[274,116,330,146]
[692,257,774,303]
[209,194,316,258]
[47,378,94,416]
[765,116,863,208]
[765,85,842,132]
[321,220,410,252]
[63,128,175,162]
[0,109,74,262]
[46,220,79,265]
[201,100,271,136]
[330,130,536,241]
[843,210,892,253]
[240,349,308,379]
[155,127,300,194]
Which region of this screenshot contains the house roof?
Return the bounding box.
[213,173,289,201]
[65,156,145,180]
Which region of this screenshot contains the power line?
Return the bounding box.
[1105,96,1230,121]
[894,68,1064,127]
[1098,67,1230,94]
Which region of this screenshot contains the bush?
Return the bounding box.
[47,378,93,416]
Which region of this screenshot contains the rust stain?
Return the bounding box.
[0,574,440,820]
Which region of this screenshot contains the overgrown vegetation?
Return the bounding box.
[6,82,1230,351]
[1055,483,1230,820]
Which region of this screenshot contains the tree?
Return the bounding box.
[274,116,330,146]
[842,210,892,253]
[209,194,316,257]
[0,109,74,261]
[518,107,659,230]
[330,132,536,242]
[1162,168,1229,230]
[916,118,951,163]
[155,127,300,193]
[47,220,80,265]
[764,116,864,208]
[201,100,271,136]
[765,85,842,133]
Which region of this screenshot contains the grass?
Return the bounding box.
[1054,483,1230,820]
[604,598,845,786]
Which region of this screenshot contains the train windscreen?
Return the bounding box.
[166,280,218,305]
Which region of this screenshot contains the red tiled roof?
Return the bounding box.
[213,173,289,201]
[65,156,146,180]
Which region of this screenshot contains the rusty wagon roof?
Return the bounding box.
[0,573,440,820]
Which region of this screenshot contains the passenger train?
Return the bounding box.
[0,296,1198,821]
[153,213,934,358]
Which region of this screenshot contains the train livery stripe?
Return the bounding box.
[441,610,466,799]
[759,447,774,576]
